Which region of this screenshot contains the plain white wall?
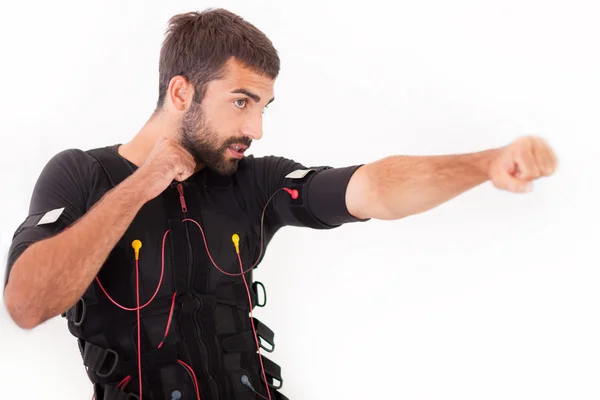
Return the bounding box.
[1,0,598,399]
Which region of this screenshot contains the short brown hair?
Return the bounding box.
[156,8,280,109]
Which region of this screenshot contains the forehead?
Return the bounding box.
[206,58,275,100]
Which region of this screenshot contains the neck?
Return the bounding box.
[118,111,180,168]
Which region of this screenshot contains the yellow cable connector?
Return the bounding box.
[231,234,240,254]
[131,240,142,260]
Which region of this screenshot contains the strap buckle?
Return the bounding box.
[62,298,86,326]
[79,339,120,378]
[221,318,275,354]
[261,355,283,390]
[254,318,275,353]
[252,281,267,307]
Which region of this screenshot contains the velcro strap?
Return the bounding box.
[221,318,275,353]
[259,355,283,389]
[214,281,266,308]
[80,339,119,378]
[79,340,178,382]
[254,318,274,352]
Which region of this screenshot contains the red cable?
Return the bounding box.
[183,187,292,397]
[157,292,177,349]
[117,375,132,390]
[135,257,143,400]
[184,187,285,277]
[93,187,291,399]
[178,360,201,400]
[95,229,177,399]
[96,226,203,399]
[95,230,169,311]
[237,252,272,400]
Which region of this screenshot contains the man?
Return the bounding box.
[3,8,557,400]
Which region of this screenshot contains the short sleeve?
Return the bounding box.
[3,149,95,287]
[251,155,369,231]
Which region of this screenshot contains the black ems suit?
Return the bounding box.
[4,144,366,399]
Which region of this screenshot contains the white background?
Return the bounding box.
[0,0,598,399]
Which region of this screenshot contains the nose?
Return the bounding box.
[241,113,263,141]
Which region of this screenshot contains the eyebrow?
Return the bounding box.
[232,88,275,106]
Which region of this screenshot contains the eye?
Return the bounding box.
[234,99,247,109]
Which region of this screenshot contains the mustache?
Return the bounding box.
[222,136,252,148]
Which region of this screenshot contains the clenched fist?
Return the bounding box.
[489,135,558,193]
[135,137,197,202]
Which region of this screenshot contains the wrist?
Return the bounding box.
[474,147,504,180]
[118,171,152,207]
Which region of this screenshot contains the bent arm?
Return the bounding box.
[345,148,502,220]
[3,175,148,329]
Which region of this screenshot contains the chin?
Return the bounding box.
[210,160,240,176]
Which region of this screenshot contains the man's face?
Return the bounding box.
[179,58,275,176]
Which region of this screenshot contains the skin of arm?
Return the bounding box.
[345,136,558,220]
[4,174,150,329]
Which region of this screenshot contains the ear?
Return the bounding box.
[167,76,194,111]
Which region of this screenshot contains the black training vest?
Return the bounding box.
[62,146,290,400]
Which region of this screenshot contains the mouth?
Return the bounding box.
[228,143,249,159]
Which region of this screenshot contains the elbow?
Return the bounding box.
[13,316,41,331]
[3,282,43,330]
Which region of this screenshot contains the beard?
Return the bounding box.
[179,100,251,176]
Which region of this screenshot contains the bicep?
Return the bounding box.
[344,162,383,220]
[4,149,91,286]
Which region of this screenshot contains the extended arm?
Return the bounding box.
[346,136,558,220]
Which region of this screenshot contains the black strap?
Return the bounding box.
[253,318,274,350]
[226,318,274,352]
[80,339,120,378]
[79,339,178,382]
[87,146,135,189]
[259,355,283,390]
[214,280,262,309]
[221,317,275,353]
[284,167,333,229]
[13,211,46,237]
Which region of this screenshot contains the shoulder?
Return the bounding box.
[240,154,303,169]
[32,146,112,213]
[39,147,102,181]
[237,154,307,181]
[46,145,104,178]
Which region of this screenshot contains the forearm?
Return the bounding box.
[348,148,503,220]
[4,173,149,329]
